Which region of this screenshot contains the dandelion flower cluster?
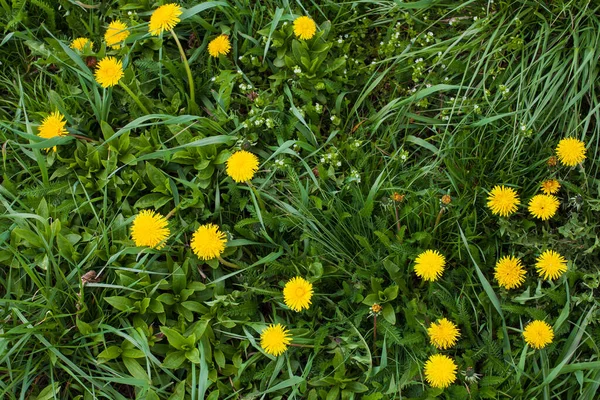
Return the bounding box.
[208,35,231,57]
[130,210,170,249]
[260,324,291,356]
[70,37,92,51]
[105,20,130,49]
[149,3,183,36]
[535,250,567,280]
[414,250,445,281]
[226,150,259,182]
[293,16,317,40]
[95,57,124,88]
[427,318,460,349]
[37,111,68,152]
[523,320,554,349]
[528,194,559,220]
[190,223,226,260]
[540,179,560,195]
[424,354,457,389]
[494,256,526,289]
[555,137,586,166]
[487,185,520,217]
[283,277,313,311]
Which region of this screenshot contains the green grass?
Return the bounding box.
[1,0,600,399]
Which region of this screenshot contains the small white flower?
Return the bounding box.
[127,11,133,15]
[344,34,349,38]
[293,65,302,74]
[380,41,384,45]
[336,161,342,167]
[427,31,434,36]
[211,77,216,82]
[444,77,449,81]
[474,16,478,21]
[338,38,343,44]
[344,54,348,59]
[237,69,242,74]
[283,22,288,26]
[247,84,252,89]
[320,157,325,163]
[442,64,447,69]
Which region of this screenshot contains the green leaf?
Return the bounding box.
[185,348,200,364]
[162,350,187,369]
[35,383,60,400]
[104,296,134,312]
[97,346,123,361]
[382,303,396,325]
[160,327,195,351]
[12,227,44,248]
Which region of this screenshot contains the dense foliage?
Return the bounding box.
[1,0,599,399]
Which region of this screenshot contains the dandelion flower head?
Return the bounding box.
[226,150,259,182]
[105,20,130,49]
[283,277,313,312]
[149,3,183,36]
[38,111,68,152]
[130,210,170,249]
[414,250,446,282]
[540,179,560,195]
[191,223,226,260]
[494,255,526,289]
[528,194,559,220]
[523,320,554,349]
[424,354,457,389]
[70,37,92,51]
[260,324,291,356]
[293,16,317,40]
[535,250,567,280]
[208,34,231,57]
[427,318,460,349]
[556,137,586,167]
[487,185,520,217]
[95,57,124,88]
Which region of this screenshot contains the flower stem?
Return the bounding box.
[170,29,196,111]
[218,256,241,269]
[119,81,149,114]
[289,343,314,348]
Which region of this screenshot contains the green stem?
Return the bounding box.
[170,29,196,110]
[289,343,314,348]
[119,81,149,114]
[218,256,241,269]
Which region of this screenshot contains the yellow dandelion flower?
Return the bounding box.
[208,34,231,57]
[540,179,560,195]
[494,255,526,290]
[556,137,586,167]
[190,223,226,260]
[370,303,382,314]
[105,20,130,49]
[38,111,68,152]
[283,277,313,312]
[130,210,170,249]
[523,320,554,349]
[149,3,183,36]
[95,57,124,88]
[293,16,317,40]
[260,323,291,356]
[226,150,259,182]
[487,185,520,217]
[427,318,460,349]
[528,194,559,220]
[424,354,457,389]
[414,250,446,282]
[535,250,567,280]
[70,37,92,52]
